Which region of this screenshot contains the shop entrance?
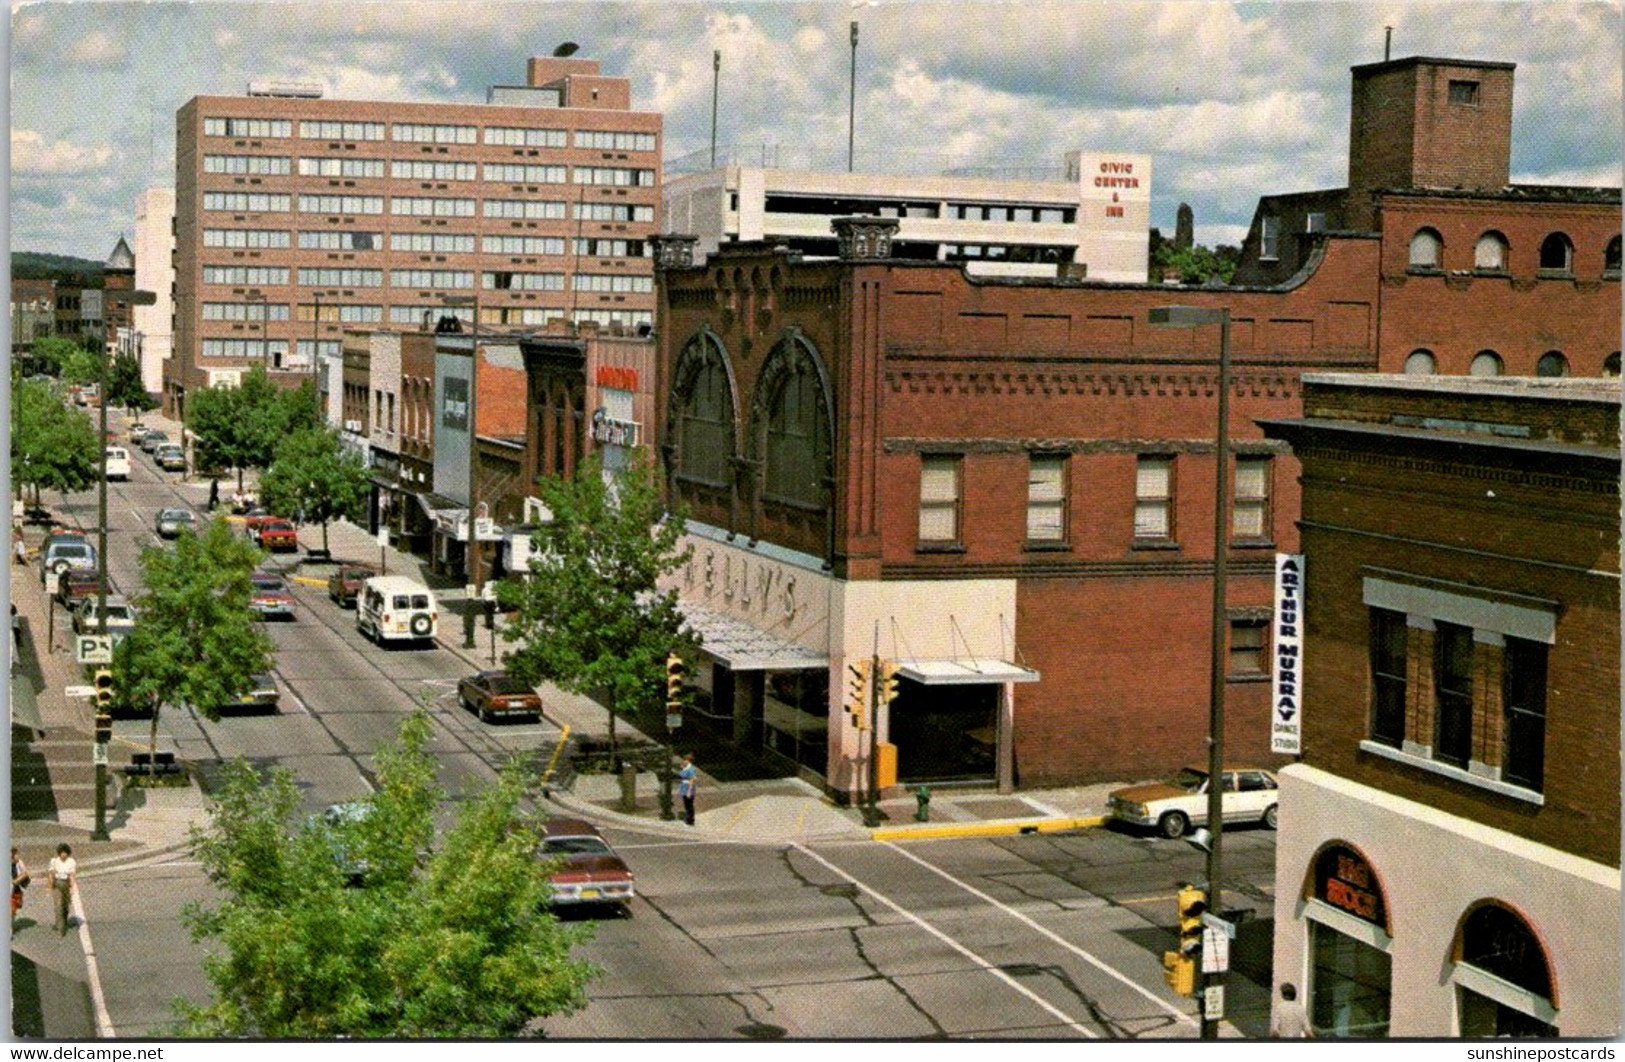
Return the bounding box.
[888,679,998,784]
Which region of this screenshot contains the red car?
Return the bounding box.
[54,568,100,611]
[539,818,634,910]
[249,573,296,620]
[457,670,544,723]
[255,519,299,552]
[326,564,377,608]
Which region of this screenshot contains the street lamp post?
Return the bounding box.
[441,294,481,649]
[1148,304,1231,1040]
[847,21,859,172]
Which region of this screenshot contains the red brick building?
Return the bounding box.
[1259,375,1619,1037]
[654,224,1382,791]
[1232,56,1620,377]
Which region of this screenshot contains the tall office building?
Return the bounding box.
[166,56,660,417]
[134,186,176,395]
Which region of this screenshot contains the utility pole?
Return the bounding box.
[862,622,881,827]
[847,22,859,173]
[710,50,721,168]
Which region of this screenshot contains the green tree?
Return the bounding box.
[176,712,598,1038]
[10,377,99,506]
[258,427,370,555]
[499,454,698,754]
[113,516,273,764]
[188,368,319,492]
[56,344,102,387]
[28,335,82,377]
[105,351,157,418]
[1149,233,1241,285]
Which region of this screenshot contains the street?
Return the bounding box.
[21,409,1279,1039]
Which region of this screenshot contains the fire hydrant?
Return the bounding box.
[914,785,931,822]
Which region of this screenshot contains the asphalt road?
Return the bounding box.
[45,411,1280,1040]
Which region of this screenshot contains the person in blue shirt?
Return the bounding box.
[677,753,697,826]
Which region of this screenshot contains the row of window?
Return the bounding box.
[197,305,652,335]
[942,243,1076,264]
[205,116,656,151]
[1403,348,1621,378]
[199,268,651,294]
[202,182,653,215]
[200,208,649,246]
[915,453,1273,547]
[1409,229,1621,275]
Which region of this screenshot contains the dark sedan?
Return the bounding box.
[457,670,544,723]
[539,818,634,910]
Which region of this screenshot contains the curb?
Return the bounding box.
[871,814,1105,842]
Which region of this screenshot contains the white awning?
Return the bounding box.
[678,600,828,672]
[896,659,1041,686]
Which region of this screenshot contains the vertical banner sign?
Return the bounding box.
[1271,553,1305,753]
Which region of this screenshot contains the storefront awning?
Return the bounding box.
[678,600,828,672]
[896,659,1041,686]
[10,673,44,735]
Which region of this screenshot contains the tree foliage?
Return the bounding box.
[176,712,598,1038]
[27,336,85,377]
[499,454,697,749]
[10,377,99,504]
[258,427,371,554]
[114,516,273,758]
[1148,228,1241,285]
[105,351,156,414]
[188,367,319,488]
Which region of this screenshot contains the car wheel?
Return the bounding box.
[1263,804,1279,830]
[1158,811,1190,840]
[50,559,70,574]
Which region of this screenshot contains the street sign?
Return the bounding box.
[666,712,683,730]
[64,685,96,698]
[376,527,389,547]
[93,742,108,766]
[1203,985,1225,1020]
[1202,911,1237,939]
[1201,926,1230,973]
[75,635,113,664]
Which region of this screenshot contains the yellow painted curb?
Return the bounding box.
[290,575,328,587]
[871,815,1105,842]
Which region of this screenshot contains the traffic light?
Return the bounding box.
[846,659,871,727]
[1162,884,1207,997]
[94,668,115,713]
[94,712,112,745]
[878,660,901,705]
[665,653,686,710]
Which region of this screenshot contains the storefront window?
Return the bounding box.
[888,680,998,783]
[1311,920,1392,1037]
[1455,904,1558,1037]
[761,670,829,774]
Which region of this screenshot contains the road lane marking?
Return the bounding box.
[881,842,1199,1029]
[791,843,1098,1038]
[71,887,117,1037]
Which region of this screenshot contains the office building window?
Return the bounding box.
[203,228,290,249]
[297,194,383,215]
[297,157,385,179]
[918,455,961,546]
[483,199,567,220]
[1368,608,1408,748]
[1025,454,1066,543]
[482,235,565,256]
[298,120,384,141]
[391,123,476,144]
[204,117,292,138]
[1433,622,1474,768]
[1229,620,1267,675]
[389,197,475,218]
[483,163,567,184]
[298,230,380,251]
[574,130,657,151]
[1232,457,1270,540]
[389,233,474,254]
[1448,80,1481,106]
[390,160,477,182]
[203,154,291,175]
[296,268,383,288]
[1502,639,1548,792]
[1259,215,1279,260]
[1134,456,1174,541]
[483,126,566,147]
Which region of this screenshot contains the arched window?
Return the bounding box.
[1605,235,1621,276]
[1453,903,1557,1037]
[753,333,833,510]
[669,331,736,488]
[1408,228,1443,269]
[1404,349,1437,375]
[1535,351,1569,378]
[1538,233,1573,272]
[1474,232,1508,271]
[1604,352,1621,378]
[1469,351,1503,377]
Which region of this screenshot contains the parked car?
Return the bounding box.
[154,445,187,472]
[104,446,131,481]
[53,568,101,611]
[255,519,299,552]
[128,423,151,445]
[243,513,278,541]
[220,672,280,714]
[458,670,544,723]
[538,818,635,910]
[40,539,96,584]
[40,528,88,555]
[248,573,296,620]
[73,595,138,643]
[356,576,438,644]
[326,564,377,608]
[155,507,197,539]
[1106,766,1281,839]
[138,430,169,453]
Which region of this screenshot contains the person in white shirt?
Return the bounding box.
[1271,982,1315,1039]
[47,844,77,936]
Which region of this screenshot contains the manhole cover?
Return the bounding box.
[737,1022,786,1040]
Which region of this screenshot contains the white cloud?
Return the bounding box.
[68,30,129,66]
[11,129,116,176]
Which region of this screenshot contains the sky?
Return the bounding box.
[8,0,1622,259]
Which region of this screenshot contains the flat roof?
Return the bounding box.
[1351,56,1516,75]
[1302,373,1622,405]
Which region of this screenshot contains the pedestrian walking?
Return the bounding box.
[47,844,77,936]
[11,847,29,926]
[1271,982,1314,1039]
[13,523,26,565]
[677,753,698,826]
[208,478,220,512]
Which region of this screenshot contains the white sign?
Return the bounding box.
[1270,553,1305,754]
[376,527,389,547]
[1202,985,1225,1020]
[64,685,96,698]
[1202,911,1236,939]
[1201,927,1230,973]
[75,635,113,665]
[93,742,108,767]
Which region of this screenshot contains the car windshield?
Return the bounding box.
[542,837,612,856]
[264,521,293,531]
[1171,768,1207,791]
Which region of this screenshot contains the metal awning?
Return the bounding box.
[678,600,828,672]
[10,672,44,735]
[896,659,1041,686]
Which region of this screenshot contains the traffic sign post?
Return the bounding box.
[1203,985,1225,1021]
[76,635,113,665]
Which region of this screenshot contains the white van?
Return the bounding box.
[105,447,131,481]
[356,576,439,644]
